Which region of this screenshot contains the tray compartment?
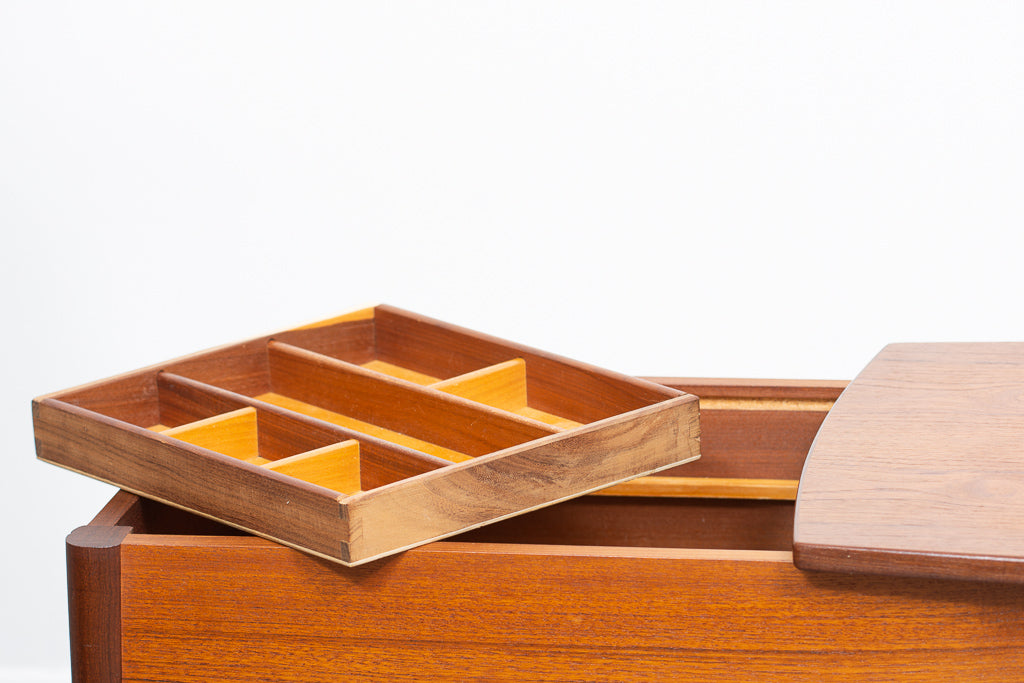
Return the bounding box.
[160,407,362,494]
[268,305,668,426]
[155,372,448,491]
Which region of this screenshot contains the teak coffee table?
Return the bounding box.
[65,364,1024,681]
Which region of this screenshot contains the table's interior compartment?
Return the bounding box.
[455,497,794,550]
[118,494,795,552]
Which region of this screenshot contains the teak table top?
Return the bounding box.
[794,342,1024,582]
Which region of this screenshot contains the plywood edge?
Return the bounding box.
[118,528,792,565]
[698,397,835,412]
[426,542,794,564]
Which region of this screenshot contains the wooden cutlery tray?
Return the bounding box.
[35,305,700,565]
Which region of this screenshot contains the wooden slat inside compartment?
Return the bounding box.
[431,359,526,410]
[267,341,559,457]
[158,366,792,503]
[254,392,471,463]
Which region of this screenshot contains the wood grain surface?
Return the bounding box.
[652,378,842,480]
[113,534,1024,682]
[66,525,129,683]
[341,393,699,563]
[794,343,1024,582]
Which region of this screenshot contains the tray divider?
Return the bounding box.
[157,372,451,490]
[162,408,264,463]
[266,340,559,457]
[431,359,584,430]
[431,359,527,411]
[262,440,362,495]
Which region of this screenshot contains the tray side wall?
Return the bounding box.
[343,395,701,563]
[36,399,347,561]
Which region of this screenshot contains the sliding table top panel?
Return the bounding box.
[794,342,1024,583]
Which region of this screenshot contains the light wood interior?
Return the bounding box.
[432,359,525,409]
[360,354,584,428]
[90,368,842,559]
[162,408,267,465]
[360,360,439,385]
[263,440,362,494]
[432,359,582,429]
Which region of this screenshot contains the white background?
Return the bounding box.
[2,2,1022,678]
